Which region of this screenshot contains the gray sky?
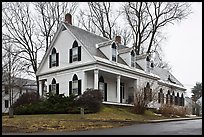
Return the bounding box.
[163,2,202,97]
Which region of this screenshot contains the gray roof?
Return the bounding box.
[65,23,128,65]
[2,75,37,91]
[151,67,184,87]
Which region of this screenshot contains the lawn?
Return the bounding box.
[2,105,167,133]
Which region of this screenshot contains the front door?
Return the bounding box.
[99,82,107,101]
[120,83,125,103]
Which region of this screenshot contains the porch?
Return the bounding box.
[84,69,137,105]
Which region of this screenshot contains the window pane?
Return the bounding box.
[51,84,56,94]
[112,48,116,61]
[72,47,78,62]
[72,47,78,56]
[52,53,56,66]
[72,80,78,95]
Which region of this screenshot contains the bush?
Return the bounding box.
[132,91,147,114]
[12,92,40,108]
[75,89,103,113]
[14,93,79,115]
[158,104,187,117]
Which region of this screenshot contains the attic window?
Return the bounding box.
[49,47,59,68]
[112,43,117,62]
[69,40,81,63]
[131,50,136,67]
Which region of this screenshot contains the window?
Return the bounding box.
[112,43,117,62]
[175,92,179,105]
[49,48,59,68]
[69,74,81,96]
[51,78,56,94]
[166,90,170,104]
[72,47,78,62]
[72,80,78,95]
[49,78,59,95]
[69,40,81,63]
[144,83,152,102]
[5,100,9,108]
[131,50,136,67]
[5,86,9,94]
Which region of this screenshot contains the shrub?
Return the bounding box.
[158,104,187,117]
[75,89,103,113]
[14,92,79,115]
[132,91,147,114]
[12,92,40,108]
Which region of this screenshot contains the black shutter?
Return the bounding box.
[56,83,59,95]
[78,80,81,95]
[56,53,59,66]
[69,81,72,95]
[158,93,161,103]
[104,83,107,101]
[78,46,81,61]
[49,55,52,68]
[49,85,51,92]
[69,49,72,63]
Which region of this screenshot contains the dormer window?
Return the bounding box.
[49,47,59,68]
[112,43,117,62]
[131,50,136,67]
[69,40,81,63]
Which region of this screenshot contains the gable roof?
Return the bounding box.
[64,23,129,66]
[151,67,184,87]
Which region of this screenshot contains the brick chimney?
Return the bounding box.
[115,36,121,44]
[65,13,72,25]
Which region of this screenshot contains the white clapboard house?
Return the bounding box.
[36,13,186,108]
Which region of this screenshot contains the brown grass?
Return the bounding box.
[2,105,168,133]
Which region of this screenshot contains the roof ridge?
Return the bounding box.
[64,22,110,41]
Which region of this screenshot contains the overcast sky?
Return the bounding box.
[162,2,202,97]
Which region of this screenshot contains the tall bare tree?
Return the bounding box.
[34,2,78,51]
[123,2,191,55]
[2,2,42,96]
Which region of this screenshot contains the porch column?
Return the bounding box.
[39,80,43,97]
[94,69,99,89]
[117,75,121,103]
[82,71,87,94]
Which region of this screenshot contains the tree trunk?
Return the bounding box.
[36,76,40,98]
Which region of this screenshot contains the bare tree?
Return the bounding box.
[2,2,42,96]
[2,40,29,116]
[77,2,119,39]
[123,2,191,69]
[123,2,191,55]
[34,2,78,51]
[133,81,162,114]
